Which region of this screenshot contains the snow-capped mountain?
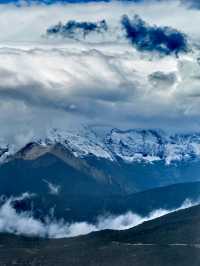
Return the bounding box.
[106,129,200,164]
[2,127,200,165]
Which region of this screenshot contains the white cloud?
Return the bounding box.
[0,0,199,42]
[0,0,200,146]
[0,43,200,140]
[0,194,197,238]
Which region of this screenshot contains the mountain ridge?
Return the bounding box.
[2,127,200,165]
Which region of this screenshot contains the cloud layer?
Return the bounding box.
[0,0,200,145]
[0,194,196,238]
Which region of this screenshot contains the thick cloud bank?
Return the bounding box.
[0,194,196,238]
[0,0,200,145]
[1,42,200,145]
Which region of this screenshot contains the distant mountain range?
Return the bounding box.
[1,127,200,222]
[1,203,200,266]
[1,128,200,194]
[1,127,200,265]
[2,127,200,165]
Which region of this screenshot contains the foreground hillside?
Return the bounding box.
[1,204,200,265]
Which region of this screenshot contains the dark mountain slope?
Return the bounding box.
[1,205,200,265]
[86,156,200,192]
[98,181,200,219]
[1,175,200,223]
[88,204,200,245]
[0,151,121,197]
[1,155,200,222]
[4,140,200,195]
[1,142,200,222]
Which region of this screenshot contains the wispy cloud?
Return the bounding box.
[43,179,61,195]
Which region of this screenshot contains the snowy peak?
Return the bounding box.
[0,127,113,163]
[106,129,164,163]
[2,128,200,165]
[43,128,113,160]
[106,129,200,164]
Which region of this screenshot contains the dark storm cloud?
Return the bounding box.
[181,0,200,9]
[121,15,188,56]
[46,19,108,39]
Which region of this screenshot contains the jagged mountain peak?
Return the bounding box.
[2,127,200,165]
[113,129,200,158]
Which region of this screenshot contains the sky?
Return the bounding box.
[1,0,200,145]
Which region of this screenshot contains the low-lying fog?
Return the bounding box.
[0,193,197,239]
